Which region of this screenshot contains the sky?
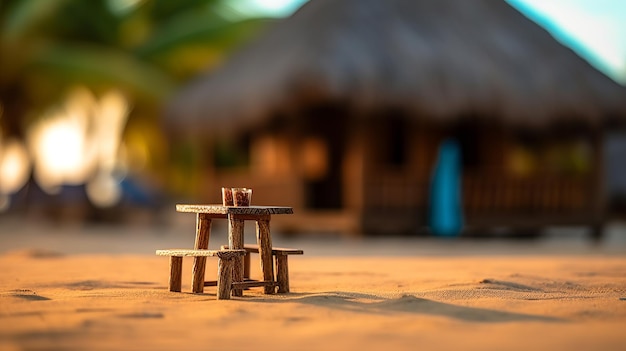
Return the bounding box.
[506,0,626,85]
[248,0,626,85]
[235,0,308,17]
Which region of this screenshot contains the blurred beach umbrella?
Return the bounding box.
[166,0,626,134]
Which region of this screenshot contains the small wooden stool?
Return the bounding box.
[156,249,246,299]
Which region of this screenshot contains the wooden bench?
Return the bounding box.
[156,249,246,300]
[222,244,303,293]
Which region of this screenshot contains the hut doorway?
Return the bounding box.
[302,105,347,209]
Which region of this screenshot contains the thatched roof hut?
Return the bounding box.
[166,0,626,133]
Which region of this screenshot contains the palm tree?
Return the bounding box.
[0,0,271,137]
[0,0,273,209]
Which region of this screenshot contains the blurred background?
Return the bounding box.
[0,0,290,222]
[1,0,625,242]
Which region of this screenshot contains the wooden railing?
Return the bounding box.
[462,175,591,215]
[366,172,594,215]
[365,172,427,209]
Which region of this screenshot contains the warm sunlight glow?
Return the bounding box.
[301,137,328,180]
[26,87,130,206]
[252,135,290,175]
[0,139,30,195]
[86,172,122,208]
[37,120,87,180]
[28,101,94,193]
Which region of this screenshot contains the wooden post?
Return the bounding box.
[229,214,245,297]
[275,255,289,293]
[191,213,211,293]
[217,257,234,300]
[591,128,606,241]
[169,256,183,292]
[256,215,275,294]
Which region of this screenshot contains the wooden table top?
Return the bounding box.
[176,204,293,215]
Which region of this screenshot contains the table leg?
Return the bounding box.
[229,214,245,297]
[191,213,211,293]
[256,215,275,294]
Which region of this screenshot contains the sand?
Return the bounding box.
[1,241,625,351]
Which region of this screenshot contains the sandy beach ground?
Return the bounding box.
[1,214,625,351]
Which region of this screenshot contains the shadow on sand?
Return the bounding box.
[243,291,564,323]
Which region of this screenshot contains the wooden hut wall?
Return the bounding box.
[358,116,602,234]
[198,110,605,235]
[461,126,598,228]
[359,114,440,233]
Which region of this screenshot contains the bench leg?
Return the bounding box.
[169,256,183,292]
[217,257,234,300]
[275,255,290,293]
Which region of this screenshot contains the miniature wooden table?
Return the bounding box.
[176,204,293,296]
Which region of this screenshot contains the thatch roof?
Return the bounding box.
[166,0,626,134]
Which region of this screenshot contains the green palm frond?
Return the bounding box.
[29,43,175,100]
[1,0,70,43]
[136,16,273,58]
